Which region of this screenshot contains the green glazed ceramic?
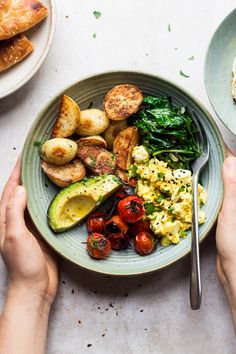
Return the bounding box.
[21,71,225,276]
[205,9,236,135]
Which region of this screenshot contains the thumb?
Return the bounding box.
[5,186,27,241]
[221,157,236,216]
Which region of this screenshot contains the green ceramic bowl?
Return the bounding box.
[205,9,236,135]
[21,71,225,276]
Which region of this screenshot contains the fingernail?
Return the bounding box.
[13,185,25,197]
[224,157,236,177]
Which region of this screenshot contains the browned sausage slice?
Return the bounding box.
[77,145,116,175]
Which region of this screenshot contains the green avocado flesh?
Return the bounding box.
[47,174,122,233]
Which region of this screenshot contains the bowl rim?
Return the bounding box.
[204,8,236,136]
[21,70,226,276]
[0,0,56,100]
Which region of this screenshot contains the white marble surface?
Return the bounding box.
[0,0,236,353]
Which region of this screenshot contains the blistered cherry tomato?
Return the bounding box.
[105,215,129,239]
[109,233,130,251]
[134,232,156,256]
[86,212,107,233]
[115,185,135,200]
[129,220,152,238]
[118,196,145,223]
[86,233,111,260]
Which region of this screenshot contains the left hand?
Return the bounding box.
[0,159,58,306]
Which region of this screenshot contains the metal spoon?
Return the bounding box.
[189,112,210,310]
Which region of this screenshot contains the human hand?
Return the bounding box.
[0,159,58,307]
[216,155,236,330]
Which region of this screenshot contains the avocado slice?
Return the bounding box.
[48,174,122,233]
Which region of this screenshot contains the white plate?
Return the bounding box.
[0,0,56,99]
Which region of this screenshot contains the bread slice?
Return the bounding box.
[0,0,48,40]
[0,33,33,73]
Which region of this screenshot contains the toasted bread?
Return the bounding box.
[0,34,33,73]
[0,0,48,40]
[103,84,143,120]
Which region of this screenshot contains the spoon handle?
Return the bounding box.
[190,171,202,310]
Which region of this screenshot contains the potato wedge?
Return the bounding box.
[76,135,107,149]
[77,145,116,175]
[103,120,128,149]
[113,126,139,170]
[103,84,143,120]
[52,95,80,138]
[75,109,109,136]
[41,159,86,187]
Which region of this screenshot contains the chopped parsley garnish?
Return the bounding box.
[33,141,42,147]
[93,10,102,19]
[187,56,194,60]
[92,33,97,39]
[179,70,190,78]
[180,230,188,238]
[168,206,175,213]
[97,195,103,204]
[88,154,97,167]
[168,23,171,32]
[128,164,138,178]
[157,172,165,180]
[144,202,157,215]
[178,185,186,193]
[156,194,167,203]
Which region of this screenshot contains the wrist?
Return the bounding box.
[6,283,52,318]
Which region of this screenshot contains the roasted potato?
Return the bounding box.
[76,135,107,149]
[113,126,139,170]
[77,145,116,175]
[103,84,143,120]
[41,138,77,166]
[52,95,80,138]
[75,109,110,136]
[103,120,128,149]
[41,159,86,187]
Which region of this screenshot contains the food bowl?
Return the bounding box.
[21,71,225,275]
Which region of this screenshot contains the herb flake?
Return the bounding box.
[144,202,157,215]
[93,10,101,19]
[168,23,171,32]
[157,172,165,180]
[187,56,194,61]
[179,70,190,78]
[33,141,42,147]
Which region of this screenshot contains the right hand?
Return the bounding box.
[216,156,236,330]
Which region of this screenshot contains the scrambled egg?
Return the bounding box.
[131,146,207,246]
